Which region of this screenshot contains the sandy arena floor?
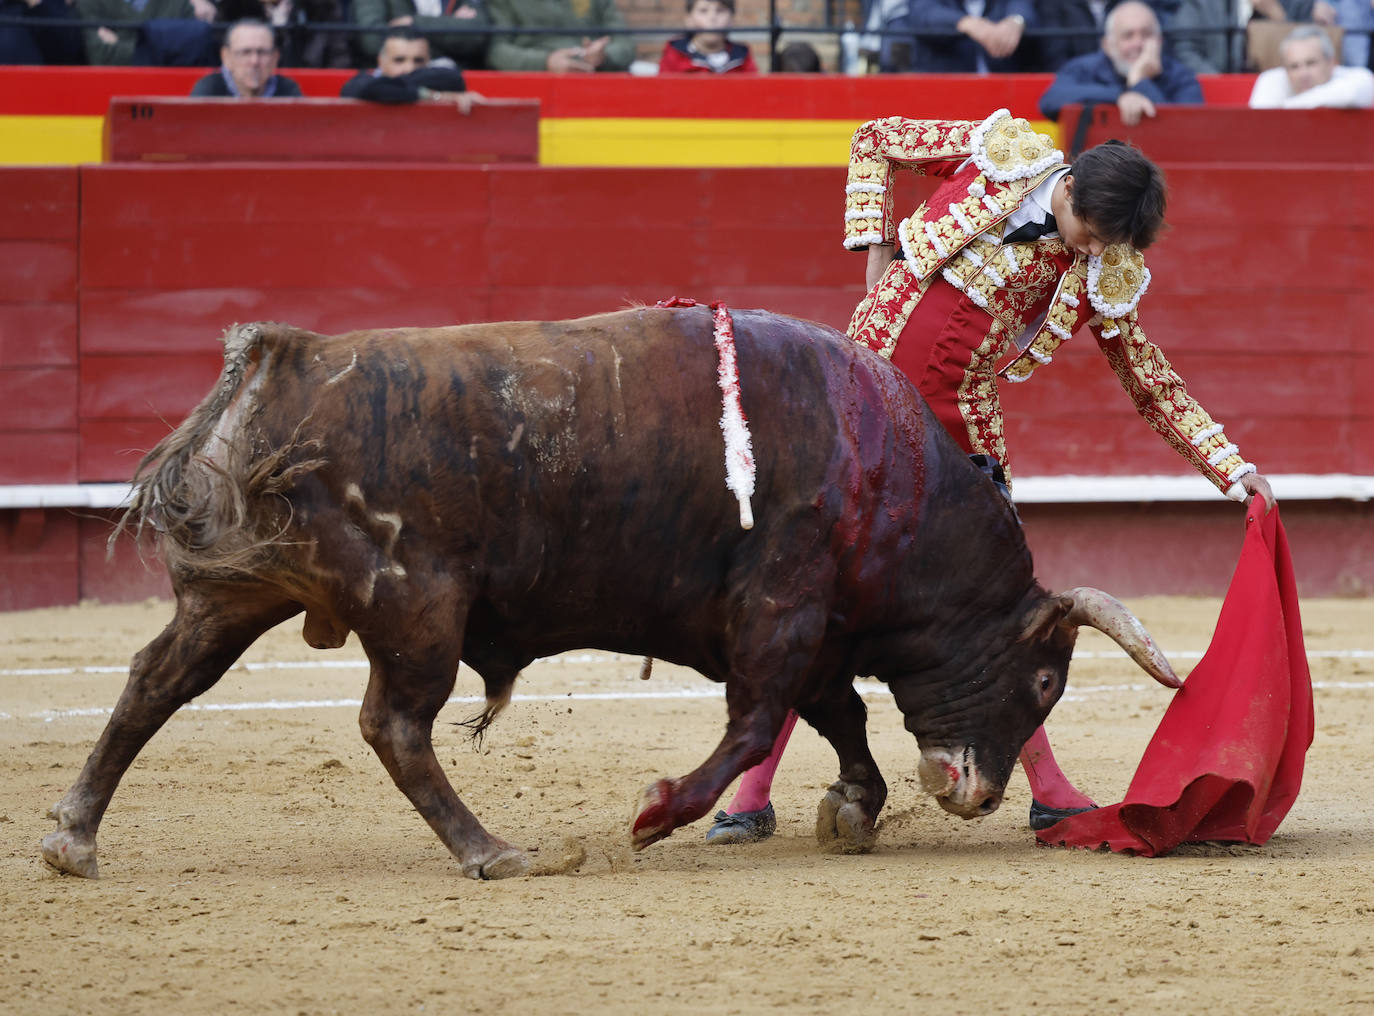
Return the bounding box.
[2,596,1372,1015]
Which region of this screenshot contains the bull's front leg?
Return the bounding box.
[631,693,790,851]
[799,684,887,854]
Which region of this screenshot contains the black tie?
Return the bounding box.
[1003,212,1058,244]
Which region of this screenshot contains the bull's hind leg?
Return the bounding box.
[355,638,529,880]
[43,586,301,878]
[800,684,887,854]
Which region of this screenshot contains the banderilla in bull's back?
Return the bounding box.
[42,308,1178,880]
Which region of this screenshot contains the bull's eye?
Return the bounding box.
[1040,673,1053,692]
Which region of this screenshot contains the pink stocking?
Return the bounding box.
[725,710,799,814]
[1019,724,1095,809]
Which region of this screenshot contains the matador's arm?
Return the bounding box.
[844,117,983,250]
[1095,313,1259,501]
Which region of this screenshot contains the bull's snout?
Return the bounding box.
[918,749,1003,820]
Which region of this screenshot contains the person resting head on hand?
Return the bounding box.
[1248,25,1374,109]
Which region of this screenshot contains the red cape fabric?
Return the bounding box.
[1037,503,1313,855]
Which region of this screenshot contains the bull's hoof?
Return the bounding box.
[815,781,877,854]
[1028,800,1097,831]
[704,804,776,845]
[630,778,677,850]
[41,828,99,879]
[460,842,532,880]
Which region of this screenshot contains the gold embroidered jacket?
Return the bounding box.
[842,109,1256,499]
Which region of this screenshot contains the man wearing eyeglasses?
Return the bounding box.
[191,19,303,96]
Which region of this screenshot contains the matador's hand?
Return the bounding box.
[1241,472,1276,513]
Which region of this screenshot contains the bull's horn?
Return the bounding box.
[1063,587,1182,689]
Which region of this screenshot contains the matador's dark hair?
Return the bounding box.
[1068,139,1167,250]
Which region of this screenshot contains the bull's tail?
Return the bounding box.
[110,322,326,578]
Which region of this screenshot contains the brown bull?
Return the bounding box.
[42,306,1176,880]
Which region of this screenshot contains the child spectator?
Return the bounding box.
[659,0,757,73]
[778,39,822,71]
[341,27,483,111]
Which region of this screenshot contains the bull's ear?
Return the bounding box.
[1017,594,1075,643]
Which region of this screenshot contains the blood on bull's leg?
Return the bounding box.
[631,601,829,850]
[355,632,529,881]
[43,586,300,878]
[799,684,887,854]
[630,698,792,851]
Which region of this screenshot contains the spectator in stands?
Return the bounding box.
[486,0,633,71]
[76,0,217,64]
[659,0,756,73]
[1032,0,1119,70]
[1172,0,1323,74]
[778,39,822,70]
[217,0,350,67]
[1039,0,1201,124]
[1249,24,1374,104]
[1,0,83,64]
[906,0,1035,72]
[190,18,302,94]
[353,0,489,70]
[341,26,483,109]
[1335,0,1372,67]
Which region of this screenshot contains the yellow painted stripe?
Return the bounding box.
[0,116,103,165]
[540,117,857,167]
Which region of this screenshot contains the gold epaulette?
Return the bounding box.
[969,109,1063,183]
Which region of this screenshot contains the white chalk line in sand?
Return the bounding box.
[8,674,1374,724]
[5,648,1373,681]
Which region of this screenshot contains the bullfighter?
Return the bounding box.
[706,108,1276,844]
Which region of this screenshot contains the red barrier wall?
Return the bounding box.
[2,105,1372,606]
[71,159,1370,483]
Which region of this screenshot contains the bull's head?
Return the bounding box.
[891,587,1178,820]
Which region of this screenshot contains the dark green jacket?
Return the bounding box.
[352,0,491,67]
[486,0,633,71]
[75,0,193,65]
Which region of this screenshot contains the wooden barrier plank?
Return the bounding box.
[1146,225,1360,292]
[1057,104,1374,163]
[79,288,493,353]
[0,304,79,367]
[1165,166,1374,226]
[80,165,491,290]
[80,515,171,604]
[0,366,77,430]
[79,419,172,482]
[103,97,540,164]
[488,167,842,289]
[0,241,77,303]
[79,354,221,420]
[0,508,79,610]
[0,431,77,484]
[0,167,79,240]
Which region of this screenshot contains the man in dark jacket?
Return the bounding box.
[906,0,1035,72]
[190,19,302,95]
[341,27,480,110]
[1039,0,1200,123]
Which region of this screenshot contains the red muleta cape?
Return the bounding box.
[1038,503,1313,855]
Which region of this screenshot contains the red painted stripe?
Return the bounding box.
[0,66,1257,119]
